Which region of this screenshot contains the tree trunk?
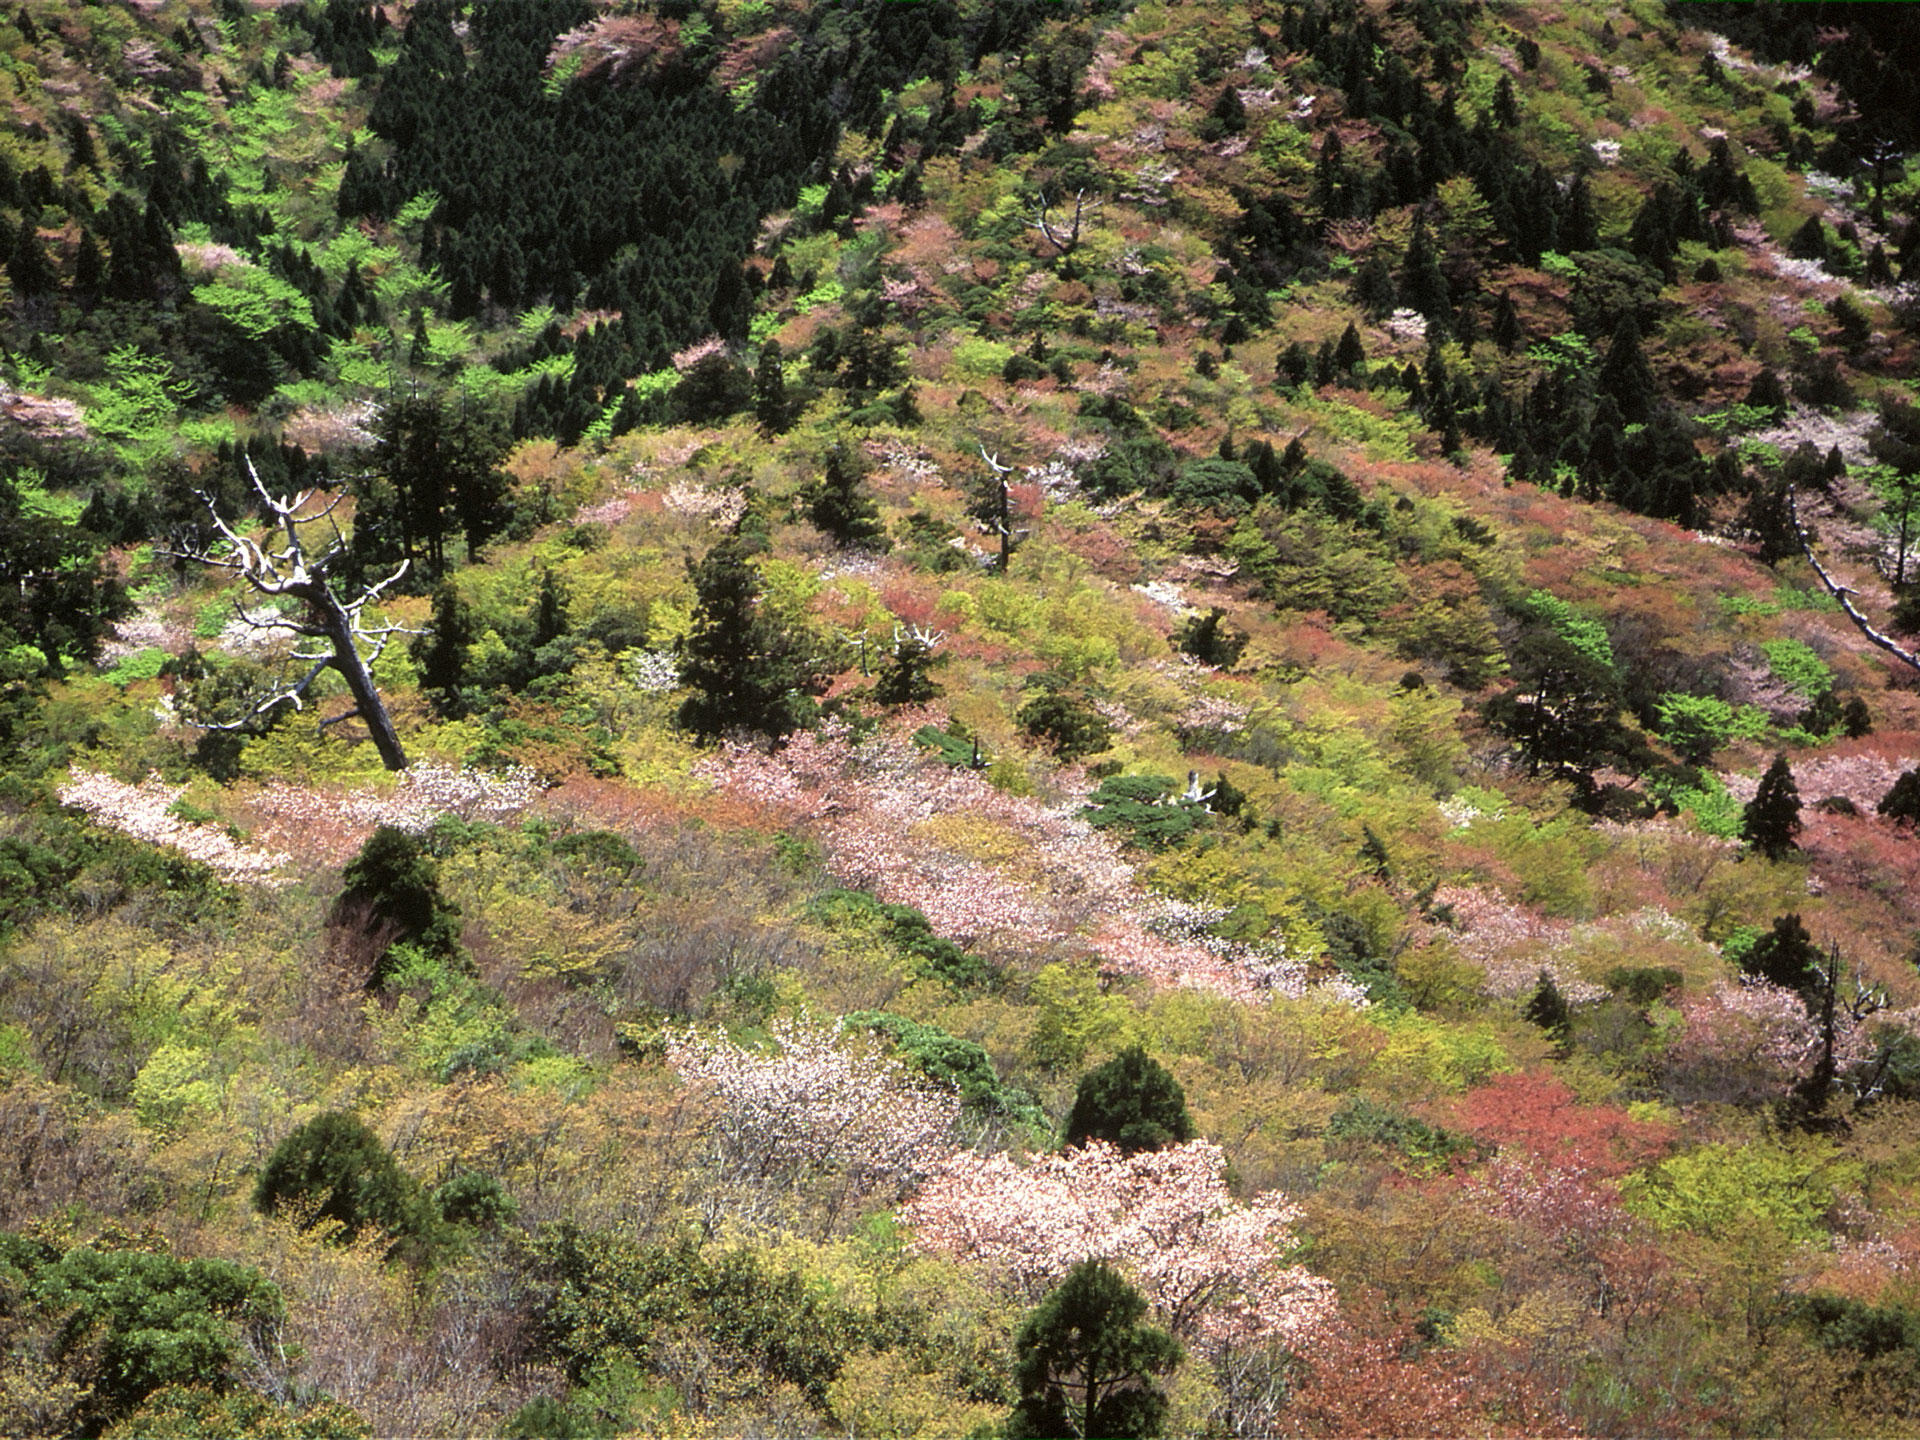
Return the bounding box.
[308,582,409,771]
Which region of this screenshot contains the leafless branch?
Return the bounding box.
[1028,189,1093,255]
[167,460,419,770]
[1789,485,1920,675]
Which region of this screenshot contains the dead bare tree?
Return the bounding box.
[1028,189,1094,256]
[978,445,1029,573]
[175,461,416,770]
[1789,484,1920,676]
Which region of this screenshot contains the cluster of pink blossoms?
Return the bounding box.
[243,761,541,865]
[902,1139,1337,1350]
[703,719,1351,1000]
[58,769,290,886]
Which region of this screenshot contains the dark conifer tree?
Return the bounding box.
[1334,321,1367,375]
[678,537,822,742]
[1746,367,1789,420]
[412,582,474,719]
[754,339,789,433]
[1492,290,1522,351]
[1399,213,1451,325]
[1064,1046,1196,1154]
[1741,913,1822,997]
[1878,768,1920,824]
[1523,970,1571,1039]
[1350,255,1398,317]
[1597,315,1659,423]
[1009,1263,1181,1440]
[807,443,886,548]
[1743,753,1803,860]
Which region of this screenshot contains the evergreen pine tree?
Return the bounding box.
[1008,1262,1181,1440]
[754,339,789,432]
[1523,969,1571,1039]
[1492,290,1522,351]
[873,633,942,706]
[1879,768,1920,825]
[1742,753,1803,860]
[807,443,886,548]
[678,537,822,741]
[1746,367,1789,421]
[1597,315,1659,424]
[1064,1046,1196,1155]
[412,582,474,719]
[1334,321,1367,375]
[1741,913,1822,996]
[1399,213,1451,325]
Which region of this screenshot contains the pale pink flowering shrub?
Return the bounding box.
[704,721,1348,1000]
[245,762,540,864]
[1665,978,1825,1105]
[661,478,747,529]
[670,335,727,372]
[666,1018,959,1203]
[903,1139,1337,1350]
[59,769,291,886]
[1428,885,1602,1002]
[0,385,88,443]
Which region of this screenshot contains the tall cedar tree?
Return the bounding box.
[873,634,942,705]
[754,339,790,432]
[1742,753,1803,859]
[1523,970,1572,1038]
[807,444,887,547]
[1064,1046,1196,1154]
[413,582,475,718]
[678,537,823,741]
[1008,1261,1182,1440]
[1597,315,1659,424]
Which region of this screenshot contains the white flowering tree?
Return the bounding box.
[175,462,414,771]
[666,1019,960,1233]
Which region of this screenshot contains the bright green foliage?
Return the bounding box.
[1654,693,1768,762]
[0,1232,284,1434]
[1760,638,1835,698]
[1624,1139,1855,1242]
[0,476,129,681]
[1519,591,1615,669]
[1008,1261,1182,1440]
[105,1386,371,1440]
[253,1111,428,1245]
[1742,754,1803,860]
[532,1231,864,1414]
[843,1011,1042,1129]
[1064,1046,1196,1155]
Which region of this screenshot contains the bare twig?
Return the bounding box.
[1788,485,1920,675]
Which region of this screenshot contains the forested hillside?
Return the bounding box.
[4,1,1920,1435]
